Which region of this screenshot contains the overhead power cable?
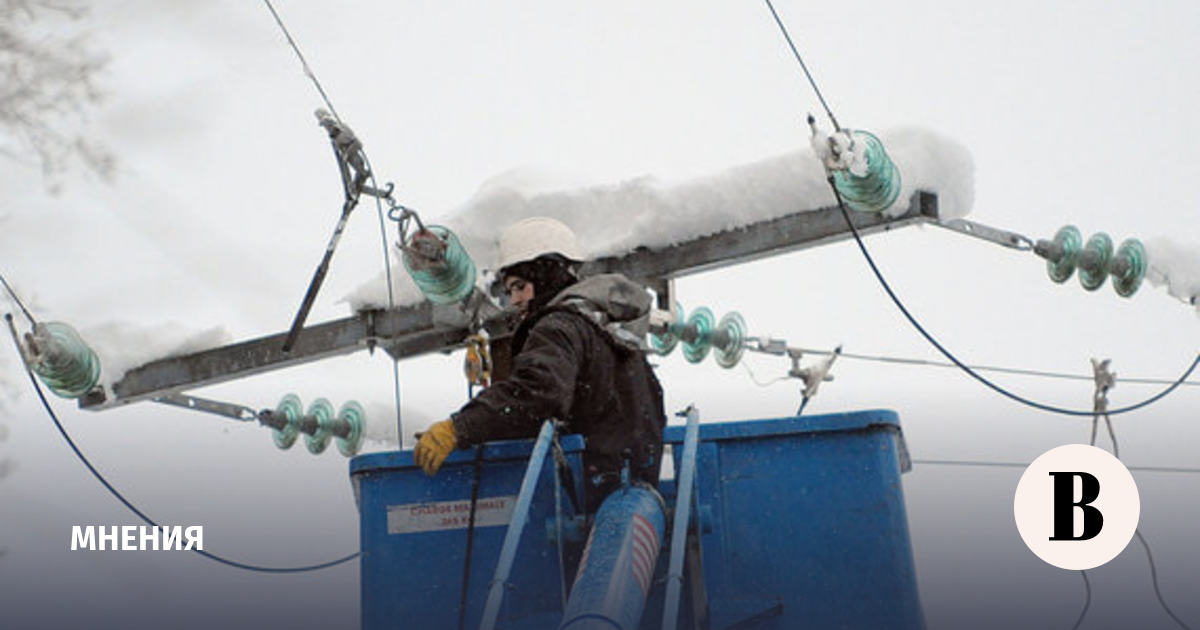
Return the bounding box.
[829,180,1200,417]
[759,2,1199,418]
[1070,571,1091,630]
[5,315,359,573]
[30,366,360,572]
[919,455,1196,629]
[757,5,1196,628]
[0,270,37,327]
[262,0,341,122]
[754,345,1200,389]
[762,0,839,131]
[1136,530,1194,630]
[913,459,1200,475]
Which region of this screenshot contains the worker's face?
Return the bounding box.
[504,275,535,318]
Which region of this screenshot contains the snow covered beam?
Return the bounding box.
[82,191,937,410]
[581,190,937,280]
[80,302,467,410]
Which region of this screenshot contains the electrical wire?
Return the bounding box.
[0,270,37,327]
[762,0,840,132]
[364,157,408,448]
[740,360,790,387]
[829,179,1200,417]
[1092,414,1190,629]
[918,456,1196,629]
[746,343,1200,389]
[6,319,359,573]
[759,0,1200,417]
[1136,529,1193,629]
[262,0,342,122]
[912,459,1200,475]
[39,378,359,571]
[1070,571,1090,630]
[789,346,1200,388]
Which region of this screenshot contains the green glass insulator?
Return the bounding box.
[650,302,685,356]
[830,131,903,213]
[1046,225,1082,284]
[1111,238,1147,298]
[336,400,366,458]
[402,225,477,305]
[1079,233,1113,291]
[305,398,334,454]
[272,394,302,450]
[713,311,747,369]
[681,307,715,364]
[29,322,101,399]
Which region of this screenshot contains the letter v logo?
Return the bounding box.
[1014,444,1139,570]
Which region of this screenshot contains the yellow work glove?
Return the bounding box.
[414,419,457,476]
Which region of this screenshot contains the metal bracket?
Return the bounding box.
[935,218,1034,251]
[746,336,788,356]
[153,392,259,422]
[788,346,840,400]
[648,277,677,312]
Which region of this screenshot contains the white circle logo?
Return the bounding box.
[1013,444,1140,570]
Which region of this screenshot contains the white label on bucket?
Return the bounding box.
[386,496,518,534]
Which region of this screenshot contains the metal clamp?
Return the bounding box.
[152,392,258,422]
[935,218,1034,251]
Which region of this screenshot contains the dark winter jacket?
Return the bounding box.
[450,274,667,510]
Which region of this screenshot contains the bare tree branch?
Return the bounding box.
[0,0,114,192]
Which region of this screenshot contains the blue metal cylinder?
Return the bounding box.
[559,485,666,630]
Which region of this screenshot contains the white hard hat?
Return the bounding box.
[498,217,583,271]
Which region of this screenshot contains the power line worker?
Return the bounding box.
[413,217,667,511]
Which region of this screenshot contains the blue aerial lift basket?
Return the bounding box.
[350,409,923,629]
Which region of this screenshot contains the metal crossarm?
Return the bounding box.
[582,191,936,281]
[81,192,938,410]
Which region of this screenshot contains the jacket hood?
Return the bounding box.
[547,273,651,351]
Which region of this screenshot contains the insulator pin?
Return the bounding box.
[335,401,366,457]
[713,311,748,369]
[829,130,902,214]
[304,398,335,454]
[652,304,749,370]
[271,394,303,450]
[268,393,366,457]
[1036,225,1146,299]
[1038,225,1082,284]
[1111,238,1147,298]
[681,307,715,364]
[25,322,101,399]
[650,302,685,356]
[1078,233,1113,291]
[401,226,477,304]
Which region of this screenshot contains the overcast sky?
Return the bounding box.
[2,2,1199,628]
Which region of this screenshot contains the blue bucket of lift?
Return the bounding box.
[351,435,586,630]
[351,409,921,630]
[652,409,923,630]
